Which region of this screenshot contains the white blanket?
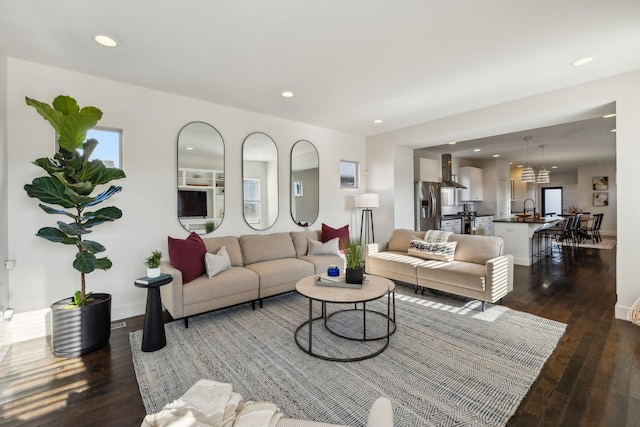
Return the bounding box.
[141,379,282,427]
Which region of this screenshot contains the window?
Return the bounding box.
[86,127,122,168]
[340,160,359,188]
[243,178,261,224]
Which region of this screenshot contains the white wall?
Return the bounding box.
[577,163,617,236]
[0,49,8,314]
[5,58,365,320]
[366,70,640,321]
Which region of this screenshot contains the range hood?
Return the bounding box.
[440,154,467,189]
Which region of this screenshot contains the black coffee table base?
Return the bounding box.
[294,291,396,362]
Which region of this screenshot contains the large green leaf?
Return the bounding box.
[54,97,103,151]
[63,187,95,206]
[33,157,61,175]
[82,240,106,254]
[52,171,94,196]
[85,186,122,207]
[81,206,123,228]
[24,177,76,208]
[25,97,63,135]
[94,257,113,270]
[73,250,96,274]
[81,138,99,161]
[36,227,79,245]
[52,95,80,115]
[38,203,77,219]
[57,221,92,236]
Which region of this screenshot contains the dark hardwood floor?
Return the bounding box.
[1,242,637,426]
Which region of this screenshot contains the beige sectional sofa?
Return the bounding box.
[160,230,344,326]
[365,229,514,310]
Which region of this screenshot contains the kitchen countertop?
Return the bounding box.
[492,216,559,224]
[442,213,494,219]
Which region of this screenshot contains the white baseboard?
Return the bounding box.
[615,304,631,321]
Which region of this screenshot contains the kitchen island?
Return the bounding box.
[493,216,560,266]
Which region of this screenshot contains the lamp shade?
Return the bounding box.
[355,193,379,208]
[521,167,535,183]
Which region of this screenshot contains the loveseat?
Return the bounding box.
[160,230,344,326]
[365,229,514,310]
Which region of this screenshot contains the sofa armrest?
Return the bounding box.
[160,261,185,319]
[485,254,514,302]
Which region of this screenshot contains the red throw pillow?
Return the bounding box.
[167,232,207,284]
[322,223,350,250]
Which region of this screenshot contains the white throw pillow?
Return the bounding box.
[408,239,457,262]
[423,229,452,243]
[307,237,341,256]
[205,246,231,278]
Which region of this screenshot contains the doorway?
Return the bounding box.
[542,187,563,216]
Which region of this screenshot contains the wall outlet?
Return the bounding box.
[4,260,15,271]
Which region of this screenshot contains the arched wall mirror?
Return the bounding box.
[290,140,319,226]
[177,122,225,234]
[242,132,279,230]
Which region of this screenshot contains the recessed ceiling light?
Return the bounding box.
[94,35,118,47]
[492,154,500,158]
[448,141,456,145]
[611,129,617,133]
[185,147,194,151]
[473,149,481,152]
[551,166,558,169]
[603,113,616,118]
[373,119,383,124]
[281,91,294,98]
[572,57,594,66]
[517,164,523,168]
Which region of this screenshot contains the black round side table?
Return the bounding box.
[135,276,173,352]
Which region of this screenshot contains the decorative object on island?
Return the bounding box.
[355,193,379,251]
[344,239,364,284]
[23,95,126,357]
[520,136,535,182]
[145,250,163,278]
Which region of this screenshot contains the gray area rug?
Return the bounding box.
[130,285,566,426]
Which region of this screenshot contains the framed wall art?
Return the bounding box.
[593,191,608,206]
[592,176,608,191]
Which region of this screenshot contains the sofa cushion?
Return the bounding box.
[448,234,504,264]
[168,232,207,284]
[308,238,341,256]
[408,240,457,262]
[321,223,350,249]
[417,260,487,292]
[182,267,259,306]
[387,229,427,252]
[244,258,315,290]
[240,233,296,265]
[367,251,425,278]
[290,230,321,256]
[202,236,244,267]
[205,247,231,278]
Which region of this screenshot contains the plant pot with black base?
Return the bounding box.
[345,267,364,284]
[51,293,112,357]
[344,238,364,284]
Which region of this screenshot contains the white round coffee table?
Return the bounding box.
[294,274,396,362]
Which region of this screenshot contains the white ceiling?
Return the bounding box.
[1,1,638,148]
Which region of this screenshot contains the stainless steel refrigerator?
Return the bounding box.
[415,181,441,231]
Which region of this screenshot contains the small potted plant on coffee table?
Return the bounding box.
[344,239,364,284]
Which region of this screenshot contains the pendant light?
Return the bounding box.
[521,136,535,182]
[536,144,550,184]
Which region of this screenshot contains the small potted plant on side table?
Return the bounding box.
[145,250,163,278]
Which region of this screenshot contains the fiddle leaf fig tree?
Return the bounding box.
[24,95,126,307]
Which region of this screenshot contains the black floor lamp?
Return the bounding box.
[355,193,379,252]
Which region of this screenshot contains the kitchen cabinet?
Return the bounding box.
[458,166,483,201]
[419,158,439,182]
[473,216,494,236]
[441,218,461,234]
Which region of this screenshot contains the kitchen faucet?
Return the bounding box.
[523,198,536,216]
